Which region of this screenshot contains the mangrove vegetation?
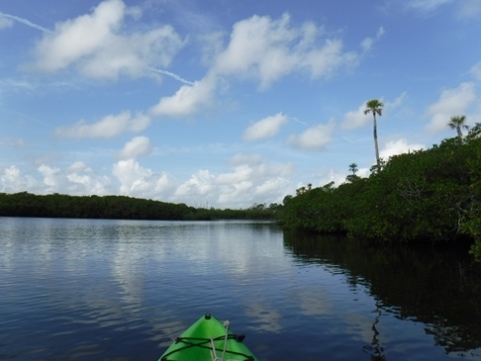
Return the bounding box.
[281,122,481,259]
[0,192,281,221]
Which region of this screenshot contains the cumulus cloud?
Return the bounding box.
[1,165,36,192]
[213,14,359,90]
[214,156,293,207]
[38,164,65,190]
[150,76,217,117]
[2,162,110,195]
[426,82,476,133]
[288,122,334,150]
[243,113,289,141]
[118,136,152,160]
[65,161,110,194]
[172,155,293,207]
[30,0,183,79]
[380,139,425,160]
[342,103,368,129]
[2,151,294,207]
[150,13,371,119]
[113,159,175,197]
[218,158,292,186]
[175,169,215,199]
[55,111,151,138]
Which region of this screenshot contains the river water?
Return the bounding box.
[0,217,480,361]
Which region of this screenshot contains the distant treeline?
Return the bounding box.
[0,192,281,221]
[281,124,481,259]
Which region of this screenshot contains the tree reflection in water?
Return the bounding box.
[283,231,481,357]
[363,299,386,361]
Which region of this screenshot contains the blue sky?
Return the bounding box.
[1,0,480,208]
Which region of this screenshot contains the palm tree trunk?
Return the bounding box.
[373,113,380,168]
[457,127,462,139]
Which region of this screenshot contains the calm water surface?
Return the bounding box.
[1,217,480,361]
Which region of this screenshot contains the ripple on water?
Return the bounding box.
[1,218,481,361]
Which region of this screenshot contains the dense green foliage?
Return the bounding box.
[281,126,481,258]
[0,192,280,221]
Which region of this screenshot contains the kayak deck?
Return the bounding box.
[159,313,258,361]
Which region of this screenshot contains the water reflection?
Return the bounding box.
[245,303,283,333]
[3,218,481,361]
[284,231,481,357]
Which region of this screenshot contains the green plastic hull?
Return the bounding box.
[159,314,258,361]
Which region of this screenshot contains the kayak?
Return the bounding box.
[158,313,259,361]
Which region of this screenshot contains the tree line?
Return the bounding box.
[0,192,281,221]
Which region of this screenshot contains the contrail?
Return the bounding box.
[291,117,309,126]
[149,67,195,85]
[0,12,51,33]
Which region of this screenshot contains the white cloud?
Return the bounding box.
[150,76,217,117]
[172,155,293,208]
[175,169,215,198]
[471,62,481,81]
[32,0,125,72]
[1,162,109,195]
[1,165,37,192]
[55,111,151,138]
[216,165,253,185]
[342,102,368,129]
[288,122,334,150]
[38,164,64,189]
[150,13,368,119]
[380,139,425,160]
[30,0,183,79]
[112,159,175,197]
[243,112,289,141]
[426,82,476,133]
[0,14,14,29]
[65,161,110,194]
[2,154,294,208]
[80,27,183,79]
[213,13,359,89]
[406,0,453,11]
[361,26,385,51]
[214,157,293,207]
[215,159,292,186]
[385,92,407,111]
[118,136,152,160]
[405,0,481,17]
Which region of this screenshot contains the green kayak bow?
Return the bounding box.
[159,313,259,361]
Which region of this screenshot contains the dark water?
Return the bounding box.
[1,218,480,361]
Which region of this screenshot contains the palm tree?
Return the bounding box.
[364,99,384,169]
[448,115,469,140]
[349,163,358,175]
